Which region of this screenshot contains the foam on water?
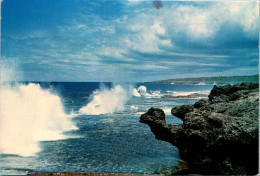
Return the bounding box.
[79,85,132,115]
[0,83,77,156]
[171,90,211,96]
[144,90,161,98]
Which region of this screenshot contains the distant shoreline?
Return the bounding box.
[145,74,259,84]
[1,75,259,85]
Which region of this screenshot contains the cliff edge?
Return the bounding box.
[140,82,259,175]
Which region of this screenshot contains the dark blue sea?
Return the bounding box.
[0,82,213,175]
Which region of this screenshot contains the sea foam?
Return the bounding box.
[0,83,77,156]
[171,90,211,96]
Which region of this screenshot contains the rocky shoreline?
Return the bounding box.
[140,82,259,175]
[28,171,155,175]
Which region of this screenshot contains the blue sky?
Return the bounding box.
[1,0,259,82]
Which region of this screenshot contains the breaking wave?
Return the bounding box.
[133,86,147,97]
[79,85,132,115]
[0,83,77,156]
[194,82,206,85]
[133,86,161,98]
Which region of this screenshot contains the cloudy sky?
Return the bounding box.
[1,0,259,82]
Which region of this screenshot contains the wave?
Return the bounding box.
[79,85,132,115]
[144,90,161,98]
[194,82,206,85]
[134,86,211,100]
[162,108,172,115]
[171,90,210,96]
[130,105,138,110]
[133,86,147,97]
[133,86,161,98]
[0,83,77,156]
[133,88,141,97]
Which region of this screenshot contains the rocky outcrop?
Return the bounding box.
[140,82,259,175]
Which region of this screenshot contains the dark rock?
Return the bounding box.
[140,83,259,175]
[28,172,146,175]
[140,108,181,145]
[194,98,208,108]
[208,82,258,101]
[171,105,194,120]
[211,94,229,103]
[140,107,166,125]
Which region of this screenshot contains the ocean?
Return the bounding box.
[0,82,214,174]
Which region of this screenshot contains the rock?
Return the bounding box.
[208,82,258,101]
[28,172,146,175]
[140,82,259,175]
[171,105,194,120]
[140,107,166,125]
[140,108,181,144]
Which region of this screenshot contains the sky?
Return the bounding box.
[1,0,259,82]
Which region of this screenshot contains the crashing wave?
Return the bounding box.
[133,86,161,98]
[79,85,131,115]
[0,83,77,156]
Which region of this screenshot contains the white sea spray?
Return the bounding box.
[0,83,77,156]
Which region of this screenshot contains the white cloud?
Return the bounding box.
[57,1,258,75]
[122,1,259,53]
[160,61,227,67]
[135,64,168,70]
[152,21,165,35]
[96,47,125,59]
[225,2,258,36]
[123,63,168,71]
[123,11,174,53]
[50,1,258,64]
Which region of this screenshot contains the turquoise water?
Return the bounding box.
[0,82,213,174]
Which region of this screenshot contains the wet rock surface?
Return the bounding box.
[140,82,259,175]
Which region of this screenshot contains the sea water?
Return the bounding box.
[0,82,213,175]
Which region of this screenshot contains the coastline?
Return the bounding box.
[140,82,259,175]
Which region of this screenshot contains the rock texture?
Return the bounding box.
[140,82,259,175]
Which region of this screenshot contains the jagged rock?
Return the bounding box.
[140,82,259,175]
[171,105,194,120]
[140,108,181,144]
[208,82,258,101]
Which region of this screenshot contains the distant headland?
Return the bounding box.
[146,75,259,85]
